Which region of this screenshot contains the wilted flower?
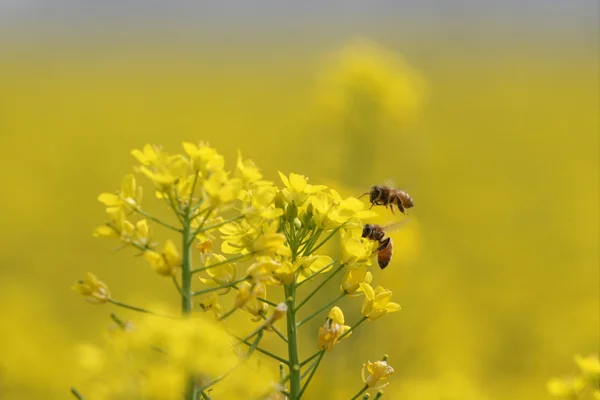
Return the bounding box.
[71,273,111,304]
[361,359,394,389]
[318,306,351,351]
[143,239,181,277]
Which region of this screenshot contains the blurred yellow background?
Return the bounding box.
[0,3,598,399]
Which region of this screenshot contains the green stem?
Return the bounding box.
[172,275,183,296]
[181,214,193,316]
[257,312,288,343]
[166,195,185,225]
[300,350,322,367]
[190,253,249,275]
[194,214,245,235]
[298,351,325,399]
[305,225,342,256]
[296,260,337,287]
[70,387,85,400]
[234,334,289,365]
[218,306,239,321]
[338,316,368,341]
[350,385,369,400]
[108,299,178,319]
[134,207,182,232]
[374,391,384,399]
[295,264,346,311]
[285,284,301,399]
[192,277,248,297]
[297,292,346,328]
[299,228,321,255]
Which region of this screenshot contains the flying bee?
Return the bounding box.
[359,185,414,215]
[361,220,408,269]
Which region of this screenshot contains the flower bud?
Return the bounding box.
[286,202,298,221]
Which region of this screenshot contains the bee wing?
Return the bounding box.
[383,179,398,188]
[380,218,410,233]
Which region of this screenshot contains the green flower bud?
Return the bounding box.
[286,202,298,221]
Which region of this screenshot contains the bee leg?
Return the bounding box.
[369,203,374,210]
[388,204,396,214]
[398,203,406,214]
[377,237,391,251]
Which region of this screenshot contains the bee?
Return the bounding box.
[361,221,408,269]
[359,185,414,215]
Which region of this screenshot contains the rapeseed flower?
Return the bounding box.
[318,306,351,351]
[547,376,586,398]
[359,283,401,320]
[362,359,394,389]
[198,254,237,293]
[341,265,373,296]
[143,239,181,277]
[71,273,111,304]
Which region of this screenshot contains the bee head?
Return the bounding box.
[369,186,381,202]
[362,224,372,238]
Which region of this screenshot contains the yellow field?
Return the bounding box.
[0,36,597,399]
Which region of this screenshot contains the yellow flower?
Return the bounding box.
[246,258,281,285]
[203,169,242,206]
[547,376,586,397]
[182,141,224,173]
[132,144,189,193]
[359,283,401,320]
[574,354,600,382]
[274,261,296,285]
[296,255,333,283]
[340,228,375,268]
[235,150,265,186]
[199,254,237,294]
[318,306,351,351]
[71,273,111,304]
[341,265,373,296]
[311,189,377,230]
[234,281,268,320]
[143,239,181,277]
[318,38,425,126]
[133,219,152,247]
[278,171,326,206]
[593,390,600,400]
[199,292,223,319]
[361,359,394,389]
[97,174,143,215]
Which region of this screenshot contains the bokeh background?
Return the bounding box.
[0,1,598,399]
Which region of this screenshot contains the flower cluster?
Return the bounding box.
[548,353,600,399]
[73,141,407,399]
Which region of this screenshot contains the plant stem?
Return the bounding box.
[295,260,337,287]
[181,212,193,316]
[190,253,249,275]
[285,284,301,399]
[191,277,248,297]
[338,316,368,341]
[300,350,322,367]
[298,351,325,399]
[108,299,178,319]
[193,214,245,236]
[70,387,85,400]
[295,264,346,311]
[350,385,369,400]
[234,334,289,365]
[134,207,182,232]
[305,225,342,256]
[297,292,346,328]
